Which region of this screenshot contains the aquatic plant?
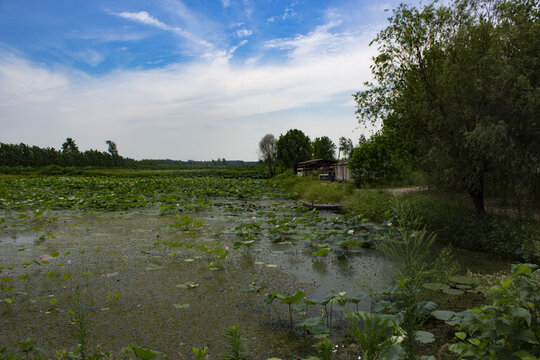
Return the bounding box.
[346,311,401,360]
[266,290,306,329]
[449,264,540,360]
[223,326,249,360]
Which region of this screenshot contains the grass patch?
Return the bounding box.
[343,190,395,222]
[270,172,355,203]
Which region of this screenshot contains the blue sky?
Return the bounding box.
[0,0,416,160]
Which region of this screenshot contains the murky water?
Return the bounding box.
[0,197,508,359]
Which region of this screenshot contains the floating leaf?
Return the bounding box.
[184,259,194,262]
[442,288,464,296]
[145,264,164,271]
[63,273,72,280]
[128,344,166,360]
[415,330,435,344]
[49,298,57,305]
[176,282,199,289]
[266,264,278,268]
[254,261,265,265]
[423,282,449,291]
[431,310,456,321]
[173,303,190,309]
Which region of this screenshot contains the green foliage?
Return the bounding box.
[270,173,355,203]
[192,347,209,360]
[312,137,336,160]
[276,129,312,170]
[396,190,540,260]
[338,137,353,160]
[0,140,123,168]
[349,130,403,185]
[223,326,249,360]
[71,286,90,360]
[0,338,46,360]
[377,224,458,359]
[354,0,540,212]
[129,344,168,360]
[449,264,540,360]
[343,190,394,222]
[345,312,400,360]
[314,337,333,360]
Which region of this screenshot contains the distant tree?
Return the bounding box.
[338,137,354,160]
[258,134,277,176]
[276,129,312,171]
[312,136,336,160]
[61,138,79,153]
[106,140,119,166]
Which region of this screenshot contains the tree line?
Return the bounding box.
[258,130,354,176]
[0,138,124,168]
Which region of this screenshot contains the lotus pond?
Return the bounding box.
[0,176,508,358]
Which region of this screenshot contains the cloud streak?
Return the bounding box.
[110,10,213,48]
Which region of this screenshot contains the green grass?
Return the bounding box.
[270,172,355,203]
[343,190,395,223]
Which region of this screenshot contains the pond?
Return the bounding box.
[0,176,508,359]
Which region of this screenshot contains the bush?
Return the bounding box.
[449,264,540,360]
[343,190,395,222]
[396,191,540,260]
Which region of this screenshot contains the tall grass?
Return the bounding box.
[343,190,395,222]
[270,172,355,203]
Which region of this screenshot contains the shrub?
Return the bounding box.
[449,264,540,360]
[396,191,539,260]
[343,190,395,222]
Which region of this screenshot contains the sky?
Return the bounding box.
[0,0,418,161]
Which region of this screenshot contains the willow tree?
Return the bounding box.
[354,0,539,213]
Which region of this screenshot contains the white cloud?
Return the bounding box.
[267,2,297,22]
[221,0,231,8]
[75,49,104,67]
[110,10,213,48]
[265,20,358,62]
[0,18,376,160]
[236,28,252,38]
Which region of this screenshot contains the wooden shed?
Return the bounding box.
[335,161,352,182]
[295,159,337,178]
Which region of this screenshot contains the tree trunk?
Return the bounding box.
[468,169,485,213]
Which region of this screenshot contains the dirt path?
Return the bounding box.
[385,186,427,196]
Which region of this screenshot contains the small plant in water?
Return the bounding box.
[346,311,402,360]
[223,326,249,360]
